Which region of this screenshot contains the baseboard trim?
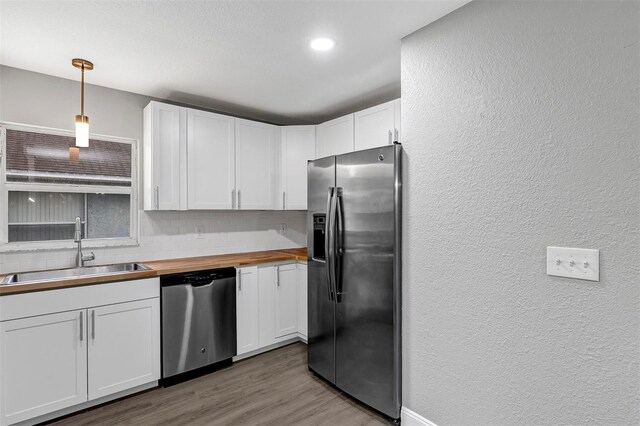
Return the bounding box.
[401,407,438,426]
[232,336,303,362]
[13,381,157,426]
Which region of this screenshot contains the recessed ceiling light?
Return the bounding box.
[310,37,335,51]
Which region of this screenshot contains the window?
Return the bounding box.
[1,124,138,250]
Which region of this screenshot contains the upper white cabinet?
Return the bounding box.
[187,109,236,209]
[87,299,160,400]
[316,113,354,159]
[354,99,401,151]
[235,119,278,210]
[143,99,398,211]
[143,101,187,210]
[0,310,88,425]
[280,126,316,210]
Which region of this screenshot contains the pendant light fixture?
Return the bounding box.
[72,58,93,148]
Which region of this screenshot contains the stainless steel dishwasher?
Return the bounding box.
[161,268,236,380]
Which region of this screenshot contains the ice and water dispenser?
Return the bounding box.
[312,214,326,262]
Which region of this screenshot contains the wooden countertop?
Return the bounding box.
[0,248,307,296]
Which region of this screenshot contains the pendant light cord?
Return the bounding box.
[81,64,85,118]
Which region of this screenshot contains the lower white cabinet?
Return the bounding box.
[275,263,299,338]
[237,262,307,357]
[0,278,160,426]
[88,299,160,400]
[0,310,88,425]
[298,263,308,339]
[236,266,260,356]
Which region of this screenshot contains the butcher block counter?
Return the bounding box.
[0,247,307,296]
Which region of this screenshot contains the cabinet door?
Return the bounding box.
[316,114,354,159]
[297,263,308,339]
[235,118,278,210]
[281,126,315,210]
[236,266,260,355]
[187,109,236,209]
[275,263,299,338]
[144,101,185,210]
[393,98,401,143]
[0,310,87,425]
[354,99,397,151]
[257,265,277,348]
[87,299,160,400]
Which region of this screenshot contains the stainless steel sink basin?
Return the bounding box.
[1,263,151,285]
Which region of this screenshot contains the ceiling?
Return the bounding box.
[0,1,469,124]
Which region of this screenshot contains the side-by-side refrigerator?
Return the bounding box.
[307,144,401,420]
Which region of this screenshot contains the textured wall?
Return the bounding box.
[0,66,305,273]
[401,1,639,424]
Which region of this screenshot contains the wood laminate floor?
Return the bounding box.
[51,343,390,426]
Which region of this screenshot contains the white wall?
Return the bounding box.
[0,66,305,273]
[401,1,639,425]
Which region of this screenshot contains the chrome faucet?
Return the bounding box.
[74,217,95,268]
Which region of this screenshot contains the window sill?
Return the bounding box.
[0,238,139,253]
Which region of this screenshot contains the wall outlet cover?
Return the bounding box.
[195,226,205,239]
[280,223,287,234]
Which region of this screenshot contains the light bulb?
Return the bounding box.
[310,37,335,51]
[75,115,89,147]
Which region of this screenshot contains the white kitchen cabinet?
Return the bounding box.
[316,113,354,159]
[187,109,236,209]
[394,98,401,143]
[143,101,187,210]
[236,266,260,355]
[275,263,299,338]
[87,299,160,400]
[354,99,401,151]
[257,265,277,348]
[235,118,278,210]
[297,263,308,339]
[0,278,160,426]
[280,126,315,210]
[257,263,298,347]
[0,310,88,425]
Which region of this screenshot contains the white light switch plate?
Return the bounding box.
[547,246,599,281]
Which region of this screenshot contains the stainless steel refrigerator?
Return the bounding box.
[307,144,401,420]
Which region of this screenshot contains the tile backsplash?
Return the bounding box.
[0,210,307,274]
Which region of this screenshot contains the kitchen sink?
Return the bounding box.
[0,263,151,285]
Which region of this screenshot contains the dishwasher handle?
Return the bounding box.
[190,277,215,287]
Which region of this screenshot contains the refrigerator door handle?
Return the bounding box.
[324,187,335,301]
[335,187,344,303]
[328,187,339,302]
